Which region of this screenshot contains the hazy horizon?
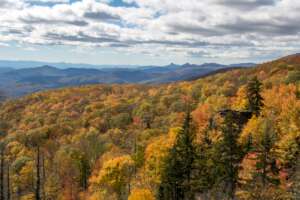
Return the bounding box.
[0,58,259,69]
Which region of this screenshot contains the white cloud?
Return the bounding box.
[0,42,10,47]
[25,0,70,3]
[0,0,299,61]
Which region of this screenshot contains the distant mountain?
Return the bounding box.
[0,60,140,69]
[229,63,257,67]
[0,67,14,74]
[0,62,255,97]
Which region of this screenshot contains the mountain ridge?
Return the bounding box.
[0,62,255,97]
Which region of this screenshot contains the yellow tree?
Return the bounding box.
[143,128,178,190]
[94,155,135,200]
[128,188,154,200]
[232,86,248,111]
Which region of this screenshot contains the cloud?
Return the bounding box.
[84,11,120,21]
[217,0,277,10]
[0,42,10,47]
[0,0,300,61]
[26,0,70,3]
[0,0,25,9]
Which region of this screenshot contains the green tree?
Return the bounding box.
[218,112,244,200]
[291,154,300,199]
[191,128,215,198]
[285,70,300,84]
[159,111,196,200]
[134,102,155,129]
[96,155,135,200]
[246,77,264,116]
[0,137,12,200]
[255,120,279,187]
[240,119,281,199]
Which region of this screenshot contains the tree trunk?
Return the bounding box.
[42,155,46,200]
[16,173,21,200]
[0,150,4,200]
[7,165,10,200]
[35,147,41,200]
[262,151,267,187]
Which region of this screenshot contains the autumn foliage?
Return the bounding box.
[0,55,299,199]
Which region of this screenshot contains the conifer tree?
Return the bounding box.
[241,119,280,199]
[291,154,300,199]
[191,128,214,197]
[255,120,279,187]
[246,76,264,116]
[159,111,196,200]
[218,112,244,200]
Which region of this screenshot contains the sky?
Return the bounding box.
[0,0,300,65]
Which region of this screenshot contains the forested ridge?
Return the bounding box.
[0,54,299,200]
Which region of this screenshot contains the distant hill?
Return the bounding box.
[0,60,140,69]
[0,67,14,74]
[0,62,254,97]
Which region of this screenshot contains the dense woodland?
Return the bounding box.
[0,54,299,200]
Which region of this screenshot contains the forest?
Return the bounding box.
[0,54,299,200]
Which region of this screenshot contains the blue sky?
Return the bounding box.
[0,0,299,65]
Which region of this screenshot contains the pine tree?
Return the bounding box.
[246,76,264,116]
[255,120,279,187]
[242,119,280,199]
[159,111,196,200]
[191,128,214,197]
[218,112,244,200]
[291,154,300,199]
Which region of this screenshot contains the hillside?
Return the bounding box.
[0,63,254,97]
[0,54,299,200]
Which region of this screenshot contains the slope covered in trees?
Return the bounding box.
[0,54,299,200]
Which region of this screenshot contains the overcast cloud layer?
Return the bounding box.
[0,0,300,64]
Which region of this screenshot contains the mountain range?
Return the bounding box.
[0,62,255,97]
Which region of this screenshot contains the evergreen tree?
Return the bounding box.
[218,112,244,200]
[159,111,196,200]
[242,119,280,199]
[246,76,264,116]
[291,154,300,200]
[255,120,279,187]
[191,128,214,198]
